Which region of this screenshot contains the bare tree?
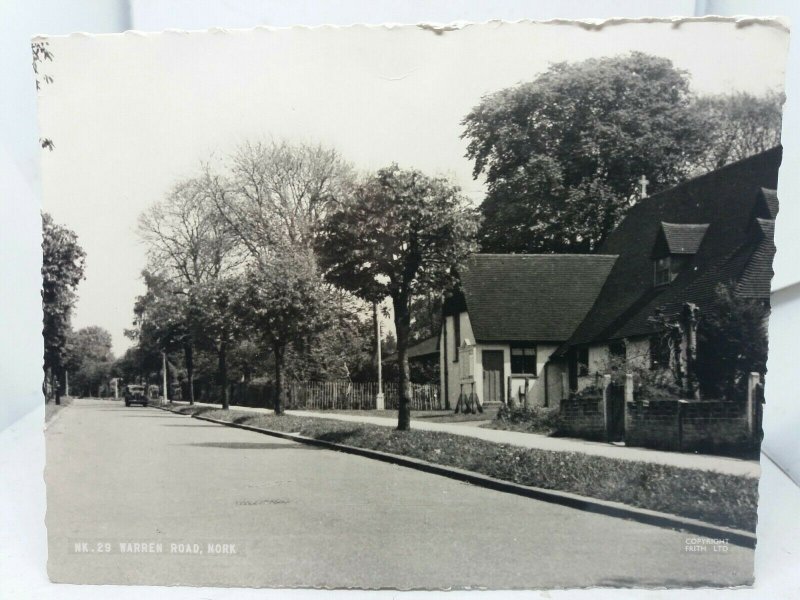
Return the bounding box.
[692,90,784,172]
[138,177,244,404]
[209,139,354,256]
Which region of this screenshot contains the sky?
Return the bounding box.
[36,19,789,355]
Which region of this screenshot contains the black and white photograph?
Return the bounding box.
[34,17,788,589]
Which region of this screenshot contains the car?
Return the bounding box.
[124,384,149,407]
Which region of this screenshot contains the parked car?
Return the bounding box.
[124,384,148,407]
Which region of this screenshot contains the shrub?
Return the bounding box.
[491,404,561,434]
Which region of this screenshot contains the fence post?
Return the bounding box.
[746,372,759,439]
[523,377,530,409]
[601,374,611,441]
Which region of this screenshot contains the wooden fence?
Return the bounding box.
[285,380,441,411]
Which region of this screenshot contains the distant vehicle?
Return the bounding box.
[124,384,148,407]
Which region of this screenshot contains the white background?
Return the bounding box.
[1,2,798,598]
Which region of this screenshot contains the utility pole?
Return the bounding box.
[374,302,385,410]
[162,351,168,403]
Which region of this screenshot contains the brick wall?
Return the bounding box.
[626,400,680,450]
[626,399,752,452]
[558,394,606,439]
[680,401,751,450]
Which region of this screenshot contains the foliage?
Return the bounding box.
[42,213,86,401]
[696,284,769,399]
[171,405,758,531]
[691,91,783,172]
[408,291,443,343]
[317,165,480,429]
[594,350,682,400]
[489,404,561,434]
[238,248,332,413]
[62,326,114,397]
[31,40,55,150]
[463,52,708,253]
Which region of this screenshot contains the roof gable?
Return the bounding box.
[459,254,617,343]
[658,222,710,255]
[564,147,781,347]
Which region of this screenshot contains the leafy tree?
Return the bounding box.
[317,166,480,430]
[64,326,114,397]
[462,52,707,254]
[128,271,197,401]
[696,284,769,399]
[409,291,443,343]
[42,213,86,404]
[238,248,331,414]
[191,276,244,410]
[691,91,783,172]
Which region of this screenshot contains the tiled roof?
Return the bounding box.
[456,254,617,343]
[757,188,779,219]
[407,335,439,359]
[563,147,781,348]
[660,222,709,254]
[737,219,776,298]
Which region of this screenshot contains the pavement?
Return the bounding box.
[44,398,755,588]
[173,400,761,478]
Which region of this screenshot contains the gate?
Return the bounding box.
[607,382,625,442]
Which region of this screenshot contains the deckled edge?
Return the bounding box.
[31,15,790,42]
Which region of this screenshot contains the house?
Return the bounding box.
[556,147,779,393]
[440,147,780,412]
[384,335,440,385]
[439,254,617,408]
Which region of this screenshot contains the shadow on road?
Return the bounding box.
[161,423,222,427]
[182,441,317,450]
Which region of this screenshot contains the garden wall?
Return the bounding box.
[558,394,606,440]
[626,399,752,452]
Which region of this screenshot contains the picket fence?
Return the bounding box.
[284,380,441,411]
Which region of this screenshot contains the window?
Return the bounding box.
[654,256,671,286]
[609,340,626,367]
[577,346,590,376]
[511,346,537,375]
[452,315,460,362]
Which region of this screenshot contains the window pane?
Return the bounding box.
[511,347,536,374]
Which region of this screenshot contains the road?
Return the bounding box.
[45,398,754,589]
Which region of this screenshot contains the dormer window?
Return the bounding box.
[652,222,709,287]
[654,257,671,286]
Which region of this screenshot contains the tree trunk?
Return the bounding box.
[184,344,195,405]
[219,343,229,410]
[52,367,61,405]
[273,345,285,415]
[393,293,412,431]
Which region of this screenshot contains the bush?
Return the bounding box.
[489,404,561,434]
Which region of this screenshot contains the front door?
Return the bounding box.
[482,350,504,404]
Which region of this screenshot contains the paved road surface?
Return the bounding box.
[45,399,754,589]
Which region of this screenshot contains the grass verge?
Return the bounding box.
[169,404,757,532]
[301,408,498,423]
